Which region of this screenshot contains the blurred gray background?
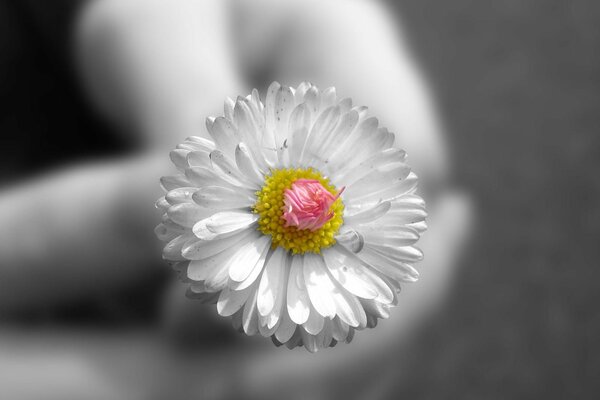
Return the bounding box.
[387,0,598,398]
[0,0,597,398]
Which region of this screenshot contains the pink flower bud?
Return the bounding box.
[282,179,344,231]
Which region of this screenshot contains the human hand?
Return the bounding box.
[0,0,472,398]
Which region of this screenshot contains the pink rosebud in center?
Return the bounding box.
[282,179,344,231]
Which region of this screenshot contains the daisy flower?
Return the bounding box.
[156,82,427,352]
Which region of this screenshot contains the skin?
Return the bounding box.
[0,0,471,398]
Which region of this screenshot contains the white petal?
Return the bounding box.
[308,106,341,145]
[177,144,204,154]
[247,94,266,140]
[274,85,296,161]
[230,245,272,291]
[155,223,183,242]
[162,234,192,261]
[224,97,235,121]
[169,149,190,171]
[357,246,420,283]
[228,235,271,282]
[392,193,426,209]
[192,211,258,239]
[317,320,334,349]
[366,313,378,329]
[332,148,407,188]
[185,166,240,189]
[166,187,197,205]
[408,220,428,234]
[209,150,252,187]
[263,82,281,159]
[384,195,428,224]
[321,87,337,109]
[266,253,290,329]
[303,253,337,318]
[234,97,260,139]
[274,308,297,344]
[382,210,427,226]
[346,327,356,344]
[155,197,169,212]
[358,221,423,238]
[344,163,411,199]
[285,328,303,349]
[301,328,319,353]
[353,105,369,120]
[303,304,325,335]
[182,229,257,260]
[379,274,401,306]
[343,201,391,225]
[293,81,311,103]
[234,99,271,171]
[331,317,350,342]
[367,243,423,263]
[381,127,395,148]
[258,314,279,337]
[302,322,333,352]
[287,255,310,324]
[334,228,364,253]
[202,258,231,292]
[250,88,264,112]
[186,150,212,168]
[327,117,379,169]
[303,85,321,115]
[361,298,391,320]
[329,278,366,328]
[181,136,215,152]
[187,286,220,302]
[167,203,215,228]
[361,228,420,248]
[207,116,238,158]
[235,143,264,185]
[187,245,239,281]
[217,285,254,317]
[323,245,392,302]
[317,110,359,166]
[231,309,243,332]
[302,106,341,167]
[192,186,255,209]
[257,247,287,317]
[158,216,186,233]
[338,97,352,112]
[345,172,419,209]
[287,104,312,167]
[242,285,260,336]
[160,174,190,191]
[331,124,393,173]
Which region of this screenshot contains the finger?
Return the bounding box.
[234,0,449,184]
[159,279,240,348]
[76,0,245,148]
[0,330,130,400]
[415,190,474,309]
[0,155,168,314]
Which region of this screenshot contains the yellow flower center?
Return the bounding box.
[253,168,344,254]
